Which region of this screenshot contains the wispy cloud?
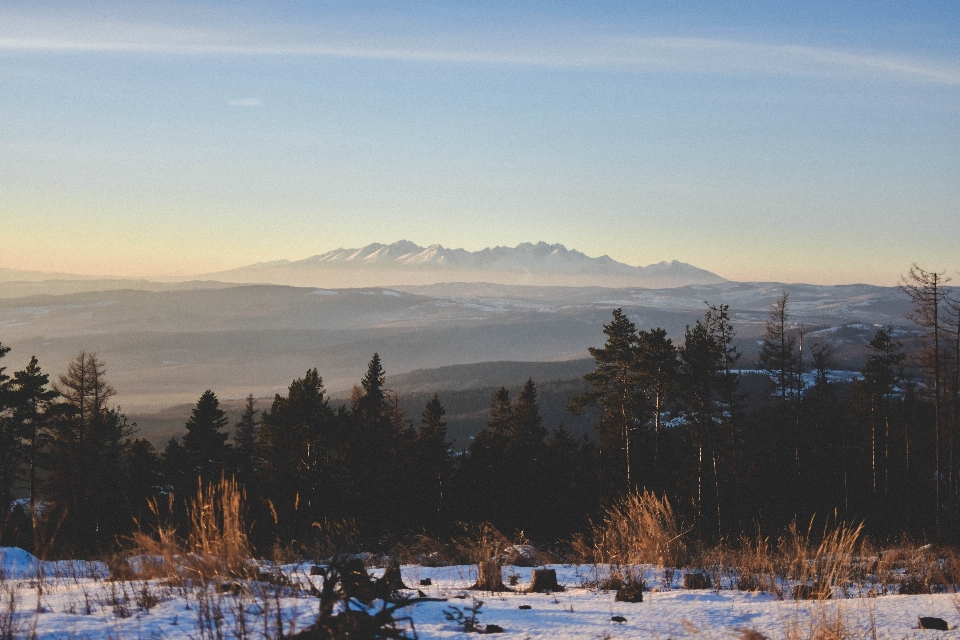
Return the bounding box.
[228,98,261,107]
[2,17,959,86]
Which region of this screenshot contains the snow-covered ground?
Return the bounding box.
[2,548,957,639]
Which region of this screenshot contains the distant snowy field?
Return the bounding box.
[2,548,956,639]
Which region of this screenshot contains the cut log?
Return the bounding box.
[529,569,563,593]
[471,559,511,592]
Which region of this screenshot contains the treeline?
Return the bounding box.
[0,349,595,555]
[1,263,959,556]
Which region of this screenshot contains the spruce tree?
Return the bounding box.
[505,379,552,538]
[355,353,388,429]
[508,379,547,456]
[183,389,231,480]
[258,369,337,539]
[416,393,452,530]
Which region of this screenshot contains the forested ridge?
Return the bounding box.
[2,265,960,556]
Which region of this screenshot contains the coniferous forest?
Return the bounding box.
[1,264,960,557]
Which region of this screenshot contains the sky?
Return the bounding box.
[1,1,959,285]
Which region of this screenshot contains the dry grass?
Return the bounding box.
[777,518,864,600]
[391,534,457,567]
[863,537,944,595]
[593,489,688,567]
[310,517,361,560]
[784,606,861,640]
[128,476,253,582]
[735,533,779,593]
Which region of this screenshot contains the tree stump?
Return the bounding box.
[471,559,511,592]
[683,572,712,590]
[919,617,949,631]
[529,569,563,593]
[615,582,644,602]
[381,557,408,591]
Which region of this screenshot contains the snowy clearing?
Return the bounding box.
[2,550,958,639]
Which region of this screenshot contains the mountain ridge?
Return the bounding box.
[203,240,726,289]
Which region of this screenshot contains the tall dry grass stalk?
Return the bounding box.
[778,518,864,599]
[130,476,252,582]
[730,533,778,594]
[593,489,687,567]
[186,476,251,578]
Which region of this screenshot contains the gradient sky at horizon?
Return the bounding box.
[2,1,959,285]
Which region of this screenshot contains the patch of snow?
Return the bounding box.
[2,554,957,639]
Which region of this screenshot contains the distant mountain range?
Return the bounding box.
[201,241,726,289]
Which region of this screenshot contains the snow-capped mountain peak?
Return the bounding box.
[212,241,726,289]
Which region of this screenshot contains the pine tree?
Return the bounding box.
[472,386,511,453]
[182,389,231,480]
[758,292,798,404]
[901,264,949,534]
[125,438,161,527]
[678,307,740,542]
[0,342,16,527]
[420,393,447,442]
[9,356,58,522]
[46,353,133,551]
[233,394,258,483]
[460,387,514,527]
[570,308,646,493]
[637,327,678,473]
[947,288,960,528]
[852,328,905,496]
[543,425,598,541]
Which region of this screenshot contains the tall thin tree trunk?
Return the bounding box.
[713,452,721,542]
[697,445,703,541]
[654,391,661,474]
[871,401,877,495]
[884,407,890,496]
[621,380,631,491]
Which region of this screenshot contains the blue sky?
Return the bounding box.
[1,1,959,284]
